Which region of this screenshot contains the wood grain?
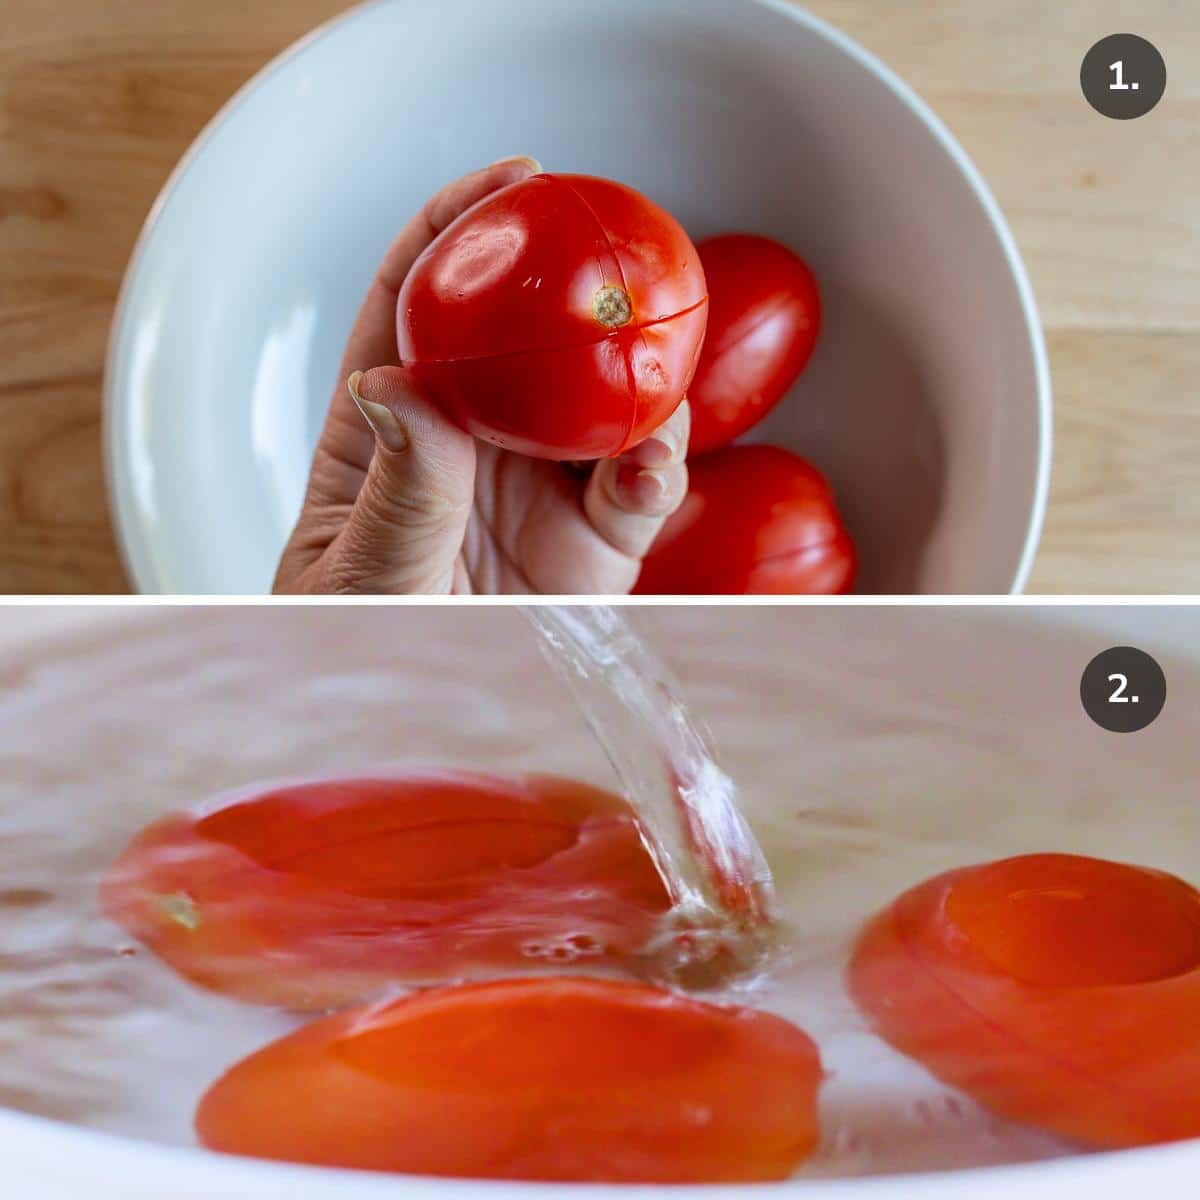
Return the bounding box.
[1030,330,1200,593]
[0,1,1197,593]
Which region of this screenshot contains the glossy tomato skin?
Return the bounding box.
[848,854,1200,1148]
[687,235,821,455]
[102,772,670,1009]
[634,444,855,595]
[196,976,823,1182]
[397,173,708,460]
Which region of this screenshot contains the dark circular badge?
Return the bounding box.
[1080,646,1166,733]
[1081,34,1166,119]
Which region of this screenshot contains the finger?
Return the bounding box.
[319,367,476,593]
[583,409,690,562]
[309,156,543,514]
[614,399,691,470]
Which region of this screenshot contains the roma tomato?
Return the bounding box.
[397,173,708,460]
[687,235,821,455]
[102,772,670,1009]
[196,976,823,1182]
[634,444,855,595]
[848,853,1200,1148]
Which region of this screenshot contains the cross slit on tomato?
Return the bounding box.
[397,172,708,461]
[195,976,823,1182]
[848,852,1200,1147]
[101,771,671,1008]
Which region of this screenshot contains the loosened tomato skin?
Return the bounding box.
[848,854,1200,1148]
[634,444,855,595]
[397,173,708,460]
[688,235,821,455]
[196,977,823,1182]
[102,772,671,1009]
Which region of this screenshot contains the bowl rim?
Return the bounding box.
[102,0,1052,595]
[3,1099,1198,1198]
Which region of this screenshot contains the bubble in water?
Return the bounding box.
[565,933,602,956]
[519,933,606,962]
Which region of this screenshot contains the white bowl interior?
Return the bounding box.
[1,606,1196,1199]
[105,0,1048,594]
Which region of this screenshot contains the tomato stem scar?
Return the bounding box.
[155,891,200,930]
[592,285,633,328]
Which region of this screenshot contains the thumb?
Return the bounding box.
[330,367,475,593]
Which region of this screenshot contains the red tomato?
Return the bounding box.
[848,853,1200,1147]
[195,976,823,1182]
[687,234,821,455]
[102,772,670,1009]
[634,444,855,594]
[397,173,708,460]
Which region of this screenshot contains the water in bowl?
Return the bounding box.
[0,607,1195,1175]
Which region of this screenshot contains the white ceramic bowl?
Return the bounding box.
[4,1109,1199,1200]
[104,0,1051,595]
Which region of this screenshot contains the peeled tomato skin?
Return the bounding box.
[847,855,1200,1148]
[101,772,671,1009]
[195,977,824,1183]
[396,173,707,460]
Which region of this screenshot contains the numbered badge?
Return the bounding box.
[1081,34,1167,119]
[1080,647,1167,732]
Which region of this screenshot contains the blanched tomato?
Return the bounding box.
[848,853,1200,1147]
[397,173,707,460]
[102,772,670,1009]
[687,235,821,455]
[634,444,855,595]
[195,976,823,1182]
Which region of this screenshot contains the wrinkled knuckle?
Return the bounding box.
[366,468,469,528]
[318,547,390,595]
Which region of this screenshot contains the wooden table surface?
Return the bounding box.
[1,1,1196,594]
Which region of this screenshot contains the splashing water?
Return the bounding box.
[522,605,776,977]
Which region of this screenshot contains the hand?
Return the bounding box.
[274,159,689,595]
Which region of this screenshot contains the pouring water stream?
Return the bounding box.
[522,605,776,977]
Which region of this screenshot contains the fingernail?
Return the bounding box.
[626,431,677,469]
[616,462,668,507]
[348,370,408,453]
[490,154,542,174]
[637,469,668,499]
